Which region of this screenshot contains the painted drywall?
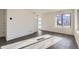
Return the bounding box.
[74,9,79,47]
[41,10,74,35]
[0,10,6,37]
[6,9,38,41]
[77,10,79,30]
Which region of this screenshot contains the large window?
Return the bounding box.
[56,13,71,27]
[56,14,63,26]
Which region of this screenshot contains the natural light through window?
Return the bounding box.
[56,13,71,28]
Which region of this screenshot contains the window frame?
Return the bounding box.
[62,13,71,28]
[55,13,71,28]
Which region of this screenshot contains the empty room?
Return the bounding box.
[0,9,79,49]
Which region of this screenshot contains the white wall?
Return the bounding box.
[74,9,79,47]
[6,9,38,41]
[41,10,74,35]
[0,9,6,37]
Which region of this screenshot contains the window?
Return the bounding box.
[56,13,71,27]
[56,14,63,26]
[63,14,71,27]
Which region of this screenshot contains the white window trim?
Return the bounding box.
[55,13,71,28]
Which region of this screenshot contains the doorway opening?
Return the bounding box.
[37,15,42,36]
[37,15,42,30]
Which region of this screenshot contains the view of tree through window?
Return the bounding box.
[56,13,71,27]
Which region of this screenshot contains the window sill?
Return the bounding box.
[63,26,71,28]
[55,26,71,28]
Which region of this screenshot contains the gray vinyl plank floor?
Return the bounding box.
[0,31,78,49]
